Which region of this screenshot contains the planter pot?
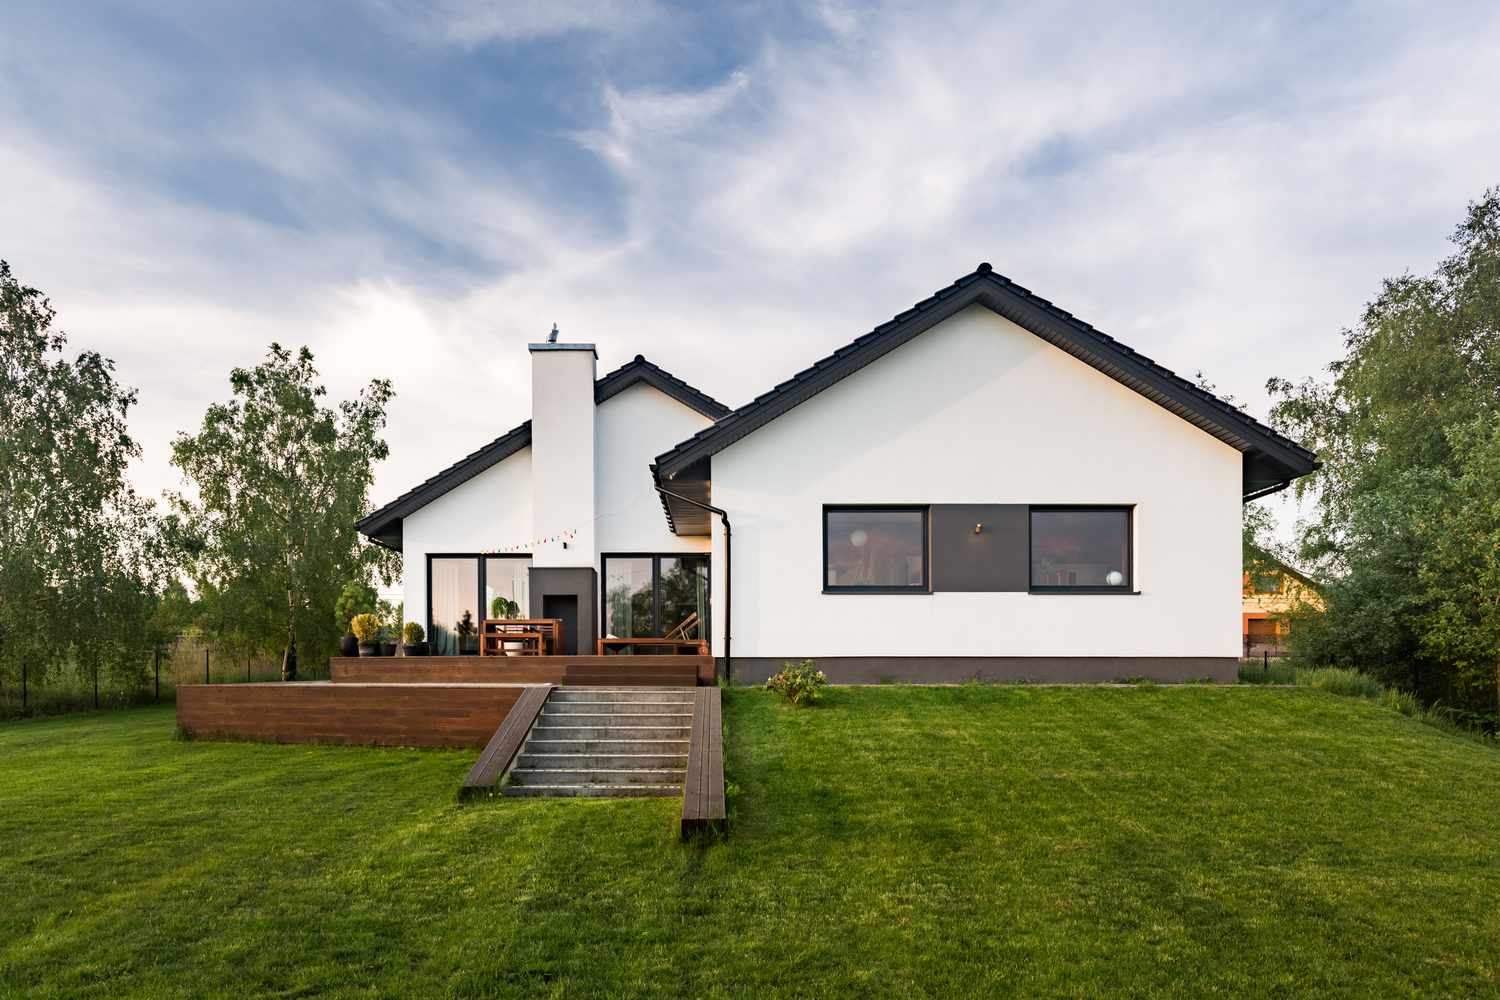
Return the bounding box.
[339,632,359,657]
[357,641,380,657]
[402,642,429,658]
[380,642,397,657]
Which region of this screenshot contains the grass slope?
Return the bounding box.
[2,687,1498,998]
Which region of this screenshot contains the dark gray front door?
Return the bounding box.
[543,594,579,655]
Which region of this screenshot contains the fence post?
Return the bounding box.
[246,655,251,684]
[205,649,210,685]
[154,648,160,702]
[93,661,99,710]
[1263,650,1269,672]
[21,659,26,714]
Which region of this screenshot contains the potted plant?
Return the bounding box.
[490,595,520,620]
[335,578,377,657]
[401,622,428,657]
[456,610,477,655]
[351,613,381,657]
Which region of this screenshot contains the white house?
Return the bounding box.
[357,264,1318,683]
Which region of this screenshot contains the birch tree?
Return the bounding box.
[170,344,398,679]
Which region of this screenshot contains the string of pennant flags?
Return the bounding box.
[485,527,579,554]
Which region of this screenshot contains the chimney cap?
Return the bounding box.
[528,341,597,355]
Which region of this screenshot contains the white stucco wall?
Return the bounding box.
[595,382,714,557]
[401,447,533,620]
[708,304,1243,659]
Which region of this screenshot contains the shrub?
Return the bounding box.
[350,613,381,643]
[402,622,424,645]
[766,660,827,707]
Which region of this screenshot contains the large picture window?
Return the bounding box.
[1029,507,1132,592]
[824,507,928,593]
[602,554,710,640]
[427,554,531,655]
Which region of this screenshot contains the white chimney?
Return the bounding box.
[528,335,596,568]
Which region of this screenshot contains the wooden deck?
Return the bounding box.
[331,655,711,687]
[681,686,726,837]
[176,682,529,748]
[459,684,552,799]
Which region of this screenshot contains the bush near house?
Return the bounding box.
[765,659,827,706]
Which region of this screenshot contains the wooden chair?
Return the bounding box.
[663,612,700,641]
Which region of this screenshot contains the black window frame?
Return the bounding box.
[822,505,931,595]
[1027,505,1135,594]
[425,552,532,655]
[599,552,711,639]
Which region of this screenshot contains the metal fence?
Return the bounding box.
[1243,633,1289,660]
[0,635,292,720]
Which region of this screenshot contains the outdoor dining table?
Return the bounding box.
[480,618,562,656]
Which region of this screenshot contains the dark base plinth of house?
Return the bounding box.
[176,682,530,748]
[331,655,711,687]
[723,656,1239,686]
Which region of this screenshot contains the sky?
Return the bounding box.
[4,0,1499,564]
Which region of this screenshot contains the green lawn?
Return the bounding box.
[3,687,1499,998]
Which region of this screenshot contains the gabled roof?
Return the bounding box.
[653,263,1319,534]
[357,355,728,549]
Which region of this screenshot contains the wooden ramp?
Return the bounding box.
[459,684,553,799]
[681,686,726,837]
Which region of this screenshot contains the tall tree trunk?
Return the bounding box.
[282,619,297,682]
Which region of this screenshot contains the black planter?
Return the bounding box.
[380,641,397,657]
[402,642,429,658]
[339,632,359,657]
[357,641,380,657]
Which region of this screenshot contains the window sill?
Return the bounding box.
[822,588,931,596]
[1029,588,1141,596]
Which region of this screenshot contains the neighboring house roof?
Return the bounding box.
[356,356,729,549]
[1245,546,1321,591]
[653,262,1320,534]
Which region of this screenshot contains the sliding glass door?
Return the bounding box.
[601,553,709,641]
[427,555,531,655]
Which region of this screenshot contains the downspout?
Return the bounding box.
[654,485,731,684]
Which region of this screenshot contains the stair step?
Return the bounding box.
[524,738,690,754]
[543,705,695,717]
[540,710,694,720]
[517,752,687,769]
[509,768,685,786]
[502,784,683,798]
[531,725,690,740]
[549,688,695,703]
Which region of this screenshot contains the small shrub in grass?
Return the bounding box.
[1379,687,1423,718]
[765,660,827,706]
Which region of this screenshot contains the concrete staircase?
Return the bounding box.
[503,687,693,797]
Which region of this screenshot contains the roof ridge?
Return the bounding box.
[652,264,1318,495]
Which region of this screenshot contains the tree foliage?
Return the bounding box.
[1268,191,1500,717]
[170,344,398,679]
[0,260,167,693]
